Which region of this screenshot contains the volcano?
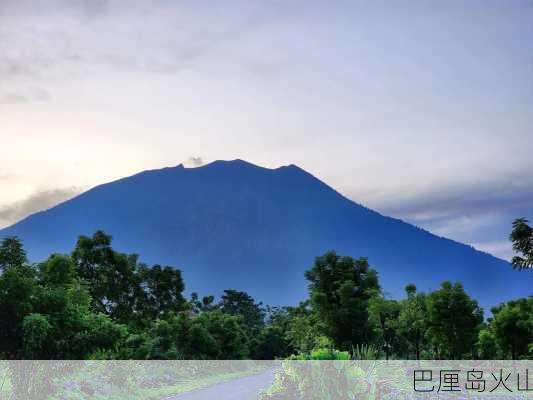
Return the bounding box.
[1,160,529,308]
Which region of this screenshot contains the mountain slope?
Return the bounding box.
[1,160,530,308]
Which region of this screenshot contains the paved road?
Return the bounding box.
[166,369,277,400]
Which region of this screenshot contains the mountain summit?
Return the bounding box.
[1,160,530,307]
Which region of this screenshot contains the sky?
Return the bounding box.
[1,0,532,260]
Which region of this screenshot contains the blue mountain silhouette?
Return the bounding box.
[1,160,530,308]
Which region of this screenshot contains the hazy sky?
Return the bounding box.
[1,0,532,259]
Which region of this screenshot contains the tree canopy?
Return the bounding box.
[305,251,379,350]
[510,218,533,270]
[0,234,530,361]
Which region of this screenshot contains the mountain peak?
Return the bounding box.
[1,159,530,308]
[200,159,264,169]
[198,159,302,172]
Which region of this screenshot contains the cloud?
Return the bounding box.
[0,0,531,261]
[0,187,83,228]
[374,179,533,260]
[380,179,533,224]
[471,240,514,261]
[429,214,501,237]
[183,157,205,168]
[0,0,287,83]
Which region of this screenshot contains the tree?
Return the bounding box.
[145,310,249,359]
[219,290,265,335]
[30,253,129,359]
[137,264,186,319]
[477,328,499,360]
[0,239,128,359]
[251,304,320,359]
[397,284,428,360]
[305,251,380,350]
[490,298,532,359]
[39,254,76,287]
[368,295,400,360]
[284,303,327,355]
[0,236,27,271]
[189,292,216,314]
[0,265,37,358]
[197,310,249,359]
[72,231,138,319]
[72,231,185,326]
[0,237,38,358]
[253,324,290,360]
[510,218,533,270]
[426,282,483,359]
[22,313,52,358]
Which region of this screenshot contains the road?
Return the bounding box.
[166,369,278,400]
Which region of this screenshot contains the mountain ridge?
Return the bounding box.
[1,159,529,308]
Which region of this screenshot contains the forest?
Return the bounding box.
[0,224,531,361]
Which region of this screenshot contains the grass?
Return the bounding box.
[51,364,269,400]
[0,363,270,400]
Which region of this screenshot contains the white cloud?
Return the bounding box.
[0,0,532,254]
[183,157,205,168]
[472,240,514,261]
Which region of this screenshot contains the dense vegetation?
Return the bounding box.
[0,230,531,360]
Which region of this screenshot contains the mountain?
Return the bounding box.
[1,160,530,308]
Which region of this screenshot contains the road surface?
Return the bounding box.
[166,369,277,400]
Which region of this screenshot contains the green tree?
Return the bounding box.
[0,240,128,359]
[477,328,499,359]
[219,290,265,334]
[0,236,27,271]
[197,309,249,359]
[490,298,532,359]
[72,231,139,320]
[426,282,483,359]
[0,265,37,358]
[22,313,52,358]
[30,253,129,359]
[305,251,380,350]
[510,218,533,270]
[72,231,185,326]
[189,292,216,314]
[137,264,186,319]
[368,295,400,360]
[253,324,290,359]
[39,254,76,287]
[145,310,249,359]
[251,305,312,359]
[283,303,326,355]
[79,313,129,359]
[397,284,428,360]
